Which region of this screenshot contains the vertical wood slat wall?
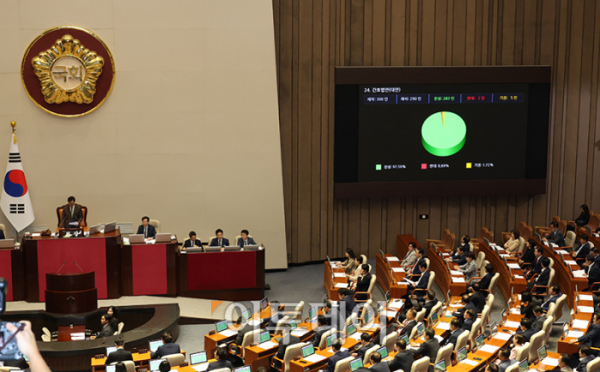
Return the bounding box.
[273,0,600,264]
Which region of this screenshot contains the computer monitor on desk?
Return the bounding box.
[190,351,207,365]
[88,225,101,235]
[104,222,117,233]
[261,297,269,311]
[0,239,14,248]
[155,233,171,243]
[106,346,117,356]
[243,245,259,251]
[149,359,166,372]
[205,246,222,252]
[149,339,164,353]
[224,245,241,252]
[129,234,145,244]
[350,358,363,372]
[106,366,116,372]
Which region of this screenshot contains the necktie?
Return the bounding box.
[70,206,73,217]
[219,239,222,246]
[144,227,147,238]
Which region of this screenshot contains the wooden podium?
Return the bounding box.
[45,272,98,314]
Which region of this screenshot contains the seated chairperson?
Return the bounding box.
[183,231,202,250]
[402,261,430,309]
[541,285,563,312]
[585,254,600,291]
[452,294,476,320]
[353,333,374,360]
[527,257,551,293]
[445,245,467,266]
[90,314,113,340]
[408,248,426,277]
[531,306,547,332]
[275,325,301,362]
[440,319,462,348]
[369,352,390,372]
[398,303,422,324]
[572,234,591,267]
[495,348,516,372]
[388,339,414,372]
[570,312,600,348]
[456,252,477,283]
[312,315,331,348]
[575,204,592,227]
[515,318,536,343]
[105,336,133,365]
[210,229,229,247]
[338,288,356,318]
[478,264,495,291]
[576,346,596,372]
[509,334,526,360]
[470,283,487,313]
[326,341,351,372]
[459,310,475,333]
[526,247,544,280]
[504,230,521,254]
[551,354,572,372]
[151,332,180,359]
[423,291,439,318]
[543,221,566,248]
[398,308,418,337]
[353,264,372,300]
[518,239,538,268]
[238,229,257,247]
[136,216,156,240]
[401,242,418,269]
[60,196,83,228]
[520,291,542,320]
[207,348,233,372]
[411,328,439,366]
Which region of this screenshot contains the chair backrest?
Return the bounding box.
[542,315,554,346]
[505,363,520,372]
[548,268,556,287]
[565,231,577,247]
[294,301,305,321]
[424,258,430,271]
[165,353,185,367]
[117,322,124,334]
[41,334,51,342]
[485,294,495,309]
[454,330,469,352]
[282,342,307,372]
[476,252,486,269]
[528,331,545,362]
[436,343,453,365]
[276,315,290,335]
[318,328,337,349]
[383,331,398,352]
[480,305,491,331]
[122,361,135,372]
[241,329,261,357]
[546,302,557,320]
[333,356,355,372]
[548,258,554,269]
[586,357,600,372]
[426,272,436,291]
[42,327,51,337]
[368,275,377,294]
[409,323,420,340]
[346,313,358,327]
[362,344,381,364]
[468,318,482,347]
[489,273,500,295]
[559,220,567,235]
[554,294,567,321]
[410,356,431,372]
[589,214,600,230]
[516,342,530,362]
[149,219,160,233]
[361,254,368,265]
[518,237,526,253]
[415,308,427,324]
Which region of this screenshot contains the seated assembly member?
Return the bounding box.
[151,332,181,359]
[105,336,133,365]
[90,314,113,340]
[238,229,257,247]
[183,231,202,250]
[210,229,229,247]
[207,348,233,372]
[60,196,84,228]
[136,216,156,240]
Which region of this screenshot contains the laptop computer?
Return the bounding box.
[475,334,485,349]
[104,222,117,233]
[417,323,425,338]
[363,310,373,326]
[430,311,439,327]
[457,347,467,362]
[234,367,251,372]
[241,309,251,321]
[243,245,259,251]
[261,297,269,311]
[326,334,337,348]
[258,331,271,345]
[302,344,316,358]
[155,233,171,243]
[538,345,547,362]
[149,359,166,372]
[205,246,222,252]
[224,245,241,252]
[434,360,446,372]
[149,339,164,353]
[216,320,229,333]
[350,358,364,372]
[190,351,208,365]
[129,234,145,244]
[347,324,357,337]
[88,225,101,235]
[106,346,117,356]
[385,291,391,303]
[400,334,409,344]
[0,239,15,248]
[288,319,298,330]
[377,346,388,359]
[106,366,116,372]
[518,359,529,372]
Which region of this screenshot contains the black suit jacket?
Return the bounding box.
[313,325,331,347]
[453,302,476,319]
[207,359,233,372]
[451,252,467,266]
[410,258,425,276]
[399,320,417,337]
[342,296,356,318]
[388,350,414,372]
[210,237,230,247]
[586,264,600,291]
[520,298,542,320]
[151,343,181,359]
[460,318,474,333]
[533,268,550,292]
[479,273,494,291]
[442,329,462,347]
[578,323,600,348]
[327,350,351,372]
[532,315,547,332]
[136,224,156,239]
[60,204,83,228]
[528,257,543,278]
[546,230,566,248]
[541,293,562,312]
[235,324,255,345]
[356,342,375,360]
[471,291,487,313]
[105,348,133,365]
[356,273,372,293]
[424,299,439,318]
[238,237,257,247]
[412,338,439,363]
[370,362,391,372]
[276,335,301,360]
[516,328,536,343]
[520,248,536,264]
[183,238,203,249]
[576,243,591,261]
[98,324,114,338]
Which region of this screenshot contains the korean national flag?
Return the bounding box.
[0,132,34,232]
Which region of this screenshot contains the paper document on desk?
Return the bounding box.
[579,295,594,301]
[500,254,510,258]
[333,273,346,278]
[507,263,521,269]
[403,278,416,286]
[578,306,595,313]
[304,354,327,363]
[387,256,399,262]
[555,250,568,255]
[146,239,156,244]
[193,363,210,372]
[572,319,589,329]
[258,341,278,349]
[573,270,587,278]
[478,345,500,353]
[460,360,479,366]
[248,320,261,326]
[334,283,348,288]
[542,358,559,367]
[442,253,450,257]
[434,335,444,343]
[567,331,584,338]
[452,277,465,283]
[388,299,404,308]
[219,329,238,337]
[449,303,463,308]
[504,321,521,329]
[551,243,558,248]
[510,308,520,314]
[436,322,450,330]
[385,310,399,318]
[328,347,348,353]
[350,332,363,340]
[513,275,524,279]
[493,332,512,341]
[292,329,310,337]
[392,267,404,273]
[450,270,463,276]
[518,295,521,300]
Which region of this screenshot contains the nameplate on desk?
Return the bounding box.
[139,349,148,354]
[95,354,105,359]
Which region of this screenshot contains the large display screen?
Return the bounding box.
[334,66,551,198]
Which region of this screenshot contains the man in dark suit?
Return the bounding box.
[592,248,600,267]
[515,318,536,343]
[403,261,430,309]
[234,317,255,346]
[105,336,133,365]
[452,294,477,320]
[379,314,400,345]
[585,255,600,291]
[531,306,547,332]
[323,301,344,333]
[266,301,283,332]
[520,291,542,320]
[237,230,257,247]
[90,314,113,340]
[369,352,390,372]
[576,346,596,372]
[460,310,475,333]
[423,291,439,318]
[526,248,544,280]
[353,265,373,301]
[326,341,350,372]
[408,249,425,277]
[339,288,356,318]
[571,313,600,348]
[527,257,550,293]
[440,319,462,348]
[398,308,417,338]
[210,229,229,247]
[470,283,487,313]
[207,348,234,372]
[496,348,516,372]
[446,245,467,266]
[543,221,566,248]
[354,333,374,360]
[478,264,495,291]
[411,328,439,371]
[275,325,301,360]
[388,339,415,372]
[541,285,562,312]
[151,332,181,359]
[312,315,331,348]
[60,196,84,228]
[183,231,202,250]
[136,216,156,240]
[573,235,591,268]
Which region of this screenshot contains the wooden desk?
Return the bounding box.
[121,240,178,296]
[0,246,24,301]
[529,351,562,371]
[375,254,407,298]
[57,325,85,342]
[91,350,189,372]
[289,336,361,372]
[324,262,348,301]
[478,241,527,299]
[557,293,594,355]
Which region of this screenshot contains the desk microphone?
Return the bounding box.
[56,261,67,274]
[74,261,84,272]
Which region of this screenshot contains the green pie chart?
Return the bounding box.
[421,111,467,157]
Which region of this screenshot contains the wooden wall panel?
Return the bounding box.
[273,0,600,263]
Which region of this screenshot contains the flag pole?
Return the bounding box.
[10,121,17,241]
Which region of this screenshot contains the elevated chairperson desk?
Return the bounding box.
[0,245,25,301]
[21,231,122,302]
[178,249,265,301]
[121,239,178,296]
